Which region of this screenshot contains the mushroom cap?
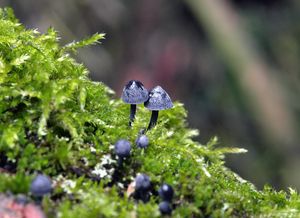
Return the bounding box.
[114,139,131,158]
[158,183,174,201]
[144,86,173,111]
[159,201,172,215]
[121,80,148,104]
[135,134,149,149]
[135,174,151,192]
[30,174,52,197]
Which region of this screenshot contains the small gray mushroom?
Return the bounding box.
[144,86,173,130]
[114,139,131,158]
[121,80,148,126]
[136,134,149,149]
[114,139,131,166]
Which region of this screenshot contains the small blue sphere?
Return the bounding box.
[136,134,149,149]
[30,174,52,197]
[158,183,174,202]
[159,201,172,215]
[135,174,151,192]
[114,139,131,158]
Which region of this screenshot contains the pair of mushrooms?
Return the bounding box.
[121,80,173,130]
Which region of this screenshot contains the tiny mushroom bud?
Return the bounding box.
[30,174,52,197]
[136,134,149,149]
[114,139,131,158]
[121,80,148,126]
[135,174,151,192]
[158,184,174,202]
[134,173,151,203]
[159,201,172,215]
[15,194,28,205]
[144,86,173,130]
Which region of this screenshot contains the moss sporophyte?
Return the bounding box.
[0,7,299,218]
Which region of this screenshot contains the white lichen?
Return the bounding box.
[91,163,109,178]
[53,175,77,194]
[81,157,89,166]
[61,179,76,194]
[90,154,116,179]
[101,154,115,165]
[90,146,96,153]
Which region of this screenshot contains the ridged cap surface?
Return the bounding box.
[121,80,148,104]
[144,86,173,110]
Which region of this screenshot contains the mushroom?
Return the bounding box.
[135,134,149,149]
[121,80,148,126]
[144,86,173,130]
[30,174,52,204]
[114,139,131,166]
[114,139,131,158]
[134,173,151,202]
[158,183,174,202]
[159,201,172,215]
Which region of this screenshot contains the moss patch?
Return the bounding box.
[0,8,299,217]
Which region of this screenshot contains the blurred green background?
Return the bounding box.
[1,0,299,190]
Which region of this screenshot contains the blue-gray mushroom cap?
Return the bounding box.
[136,134,149,149]
[159,201,172,215]
[115,139,131,158]
[158,183,174,201]
[144,86,173,110]
[121,80,148,104]
[30,174,52,197]
[135,173,151,191]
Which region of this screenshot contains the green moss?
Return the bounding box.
[0,7,299,217]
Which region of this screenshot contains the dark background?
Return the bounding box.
[1,0,300,190]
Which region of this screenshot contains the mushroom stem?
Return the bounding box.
[117,158,123,167]
[147,110,159,130]
[129,104,137,126]
[34,196,43,205]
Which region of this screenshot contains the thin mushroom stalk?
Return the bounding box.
[117,157,124,167]
[147,110,158,130]
[34,196,43,205]
[129,104,137,126]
